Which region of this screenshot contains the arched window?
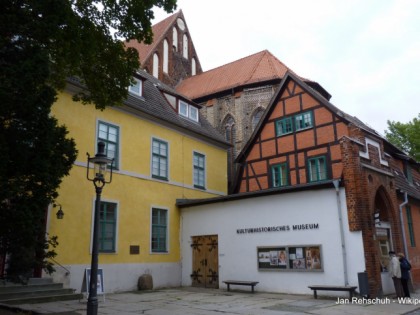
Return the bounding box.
[163,40,169,73]
[153,53,159,78]
[252,108,264,131]
[191,58,196,76]
[172,27,178,51]
[183,34,188,59]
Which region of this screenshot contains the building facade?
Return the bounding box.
[46,70,229,293]
[125,10,202,88]
[178,72,420,297]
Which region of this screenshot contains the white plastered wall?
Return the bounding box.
[181,187,365,296]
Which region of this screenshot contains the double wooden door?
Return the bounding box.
[191,235,219,288]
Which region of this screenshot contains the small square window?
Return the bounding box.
[179,101,188,117]
[189,106,199,122]
[295,112,313,131]
[128,78,142,96]
[276,117,293,136]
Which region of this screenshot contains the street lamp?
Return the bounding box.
[86,142,113,315]
[54,204,64,220]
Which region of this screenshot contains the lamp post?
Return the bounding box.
[86,142,113,315]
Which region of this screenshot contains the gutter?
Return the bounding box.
[333,179,349,285]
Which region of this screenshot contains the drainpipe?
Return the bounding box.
[399,191,409,259]
[333,180,349,285]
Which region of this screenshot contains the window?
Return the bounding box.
[172,27,178,51]
[308,156,327,182]
[193,152,205,189]
[98,121,119,169]
[404,163,413,184]
[252,109,264,131]
[295,111,313,131]
[271,163,288,187]
[163,40,169,73]
[153,53,159,78]
[189,106,198,121]
[183,34,188,59]
[178,100,199,122]
[99,202,117,253]
[151,208,168,253]
[152,138,168,180]
[406,205,416,246]
[128,77,142,96]
[191,58,196,76]
[276,117,293,136]
[179,100,188,117]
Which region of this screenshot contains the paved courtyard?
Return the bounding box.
[2,287,420,315]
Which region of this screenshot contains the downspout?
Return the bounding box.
[399,191,409,260]
[333,179,349,285]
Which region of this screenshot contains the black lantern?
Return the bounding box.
[54,204,64,220]
[86,141,113,315]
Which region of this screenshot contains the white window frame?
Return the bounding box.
[128,77,142,96]
[150,206,169,254]
[151,137,169,180]
[193,151,206,189]
[90,198,119,254]
[178,100,199,122]
[96,120,120,169]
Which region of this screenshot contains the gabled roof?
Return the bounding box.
[176,50,330,100]
[125,10,182,64]
[66,70,230,149]
[233,71,420,196]
[236,71,403,162]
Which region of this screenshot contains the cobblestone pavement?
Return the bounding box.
[1,287,420,315]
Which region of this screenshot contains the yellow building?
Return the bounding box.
[46,71,229,293]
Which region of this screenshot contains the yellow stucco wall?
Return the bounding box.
[48,91,227,265]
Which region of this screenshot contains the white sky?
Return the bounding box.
[153,0,420,135]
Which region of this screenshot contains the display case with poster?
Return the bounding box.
[257,245,322,271]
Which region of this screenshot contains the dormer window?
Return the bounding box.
[128,77,142,96]
[178,100,199,122]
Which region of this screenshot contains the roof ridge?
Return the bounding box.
[245,50,269,84]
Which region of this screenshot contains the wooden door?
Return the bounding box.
[191,235,219,288]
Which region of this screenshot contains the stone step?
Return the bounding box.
[0,292,83,305]
[0,283,63,293]
[0,288,75,300]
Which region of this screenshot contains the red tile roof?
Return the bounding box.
[125,11,182,64]
[176,50,312,100]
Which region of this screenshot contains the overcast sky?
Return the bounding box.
[153,0,419,135]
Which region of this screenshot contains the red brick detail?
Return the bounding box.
[330,144,342,161]
[269,100,284,120]
[314,107,333,125]
[316,125,335,145]
[277,135,295,153]
[260,122,275,141]
[284,96,301,115]
[269,156,287,165]
[307,147,328,157]
[247,144,261,161]
[336,122,349,138]
[250,160,267,175]
[301,93,319,110]
[296,130,315,149]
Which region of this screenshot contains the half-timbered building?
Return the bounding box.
[178,71,420,297]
